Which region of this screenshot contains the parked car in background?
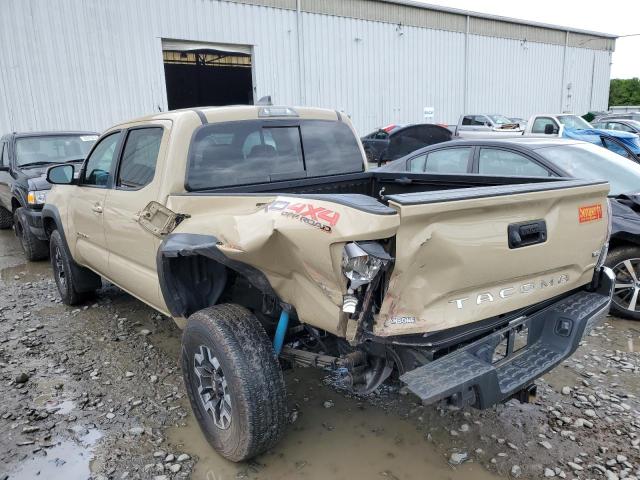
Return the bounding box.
[378,137,640,319]
[43,106,612,461]
[509,117,527,129]
[0,131,98,260]
[592,118,640,135]
[454,114,523,138]
[595,112,640,123]
[361,123,451,165]
[523,114,640,158]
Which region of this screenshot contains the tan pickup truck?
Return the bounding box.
[43,105,614,461]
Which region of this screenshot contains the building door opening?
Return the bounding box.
[162,40,253,110]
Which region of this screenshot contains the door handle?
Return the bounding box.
[92,204,103,214]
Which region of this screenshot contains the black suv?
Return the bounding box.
[0,131,98,260]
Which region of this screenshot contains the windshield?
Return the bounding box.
[186,120,364,190]
[536,142,640,196]
[557,115,592,130]
[488,115,514,125]
[16,135,97,167]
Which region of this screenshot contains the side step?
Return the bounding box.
[400,289,611,409]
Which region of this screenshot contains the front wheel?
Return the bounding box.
[50,230,96,305]
[0,206,12,229]
[606,246,640,320]
[14,208,48,261]
[182,304,287,462]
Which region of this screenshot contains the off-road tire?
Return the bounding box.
[14,207,48,261]
[605,246,640,320]
[0,206,12,229]
[50,230,92,305]
[182,304,287,462]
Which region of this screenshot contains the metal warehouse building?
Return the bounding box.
[0,0,616,135]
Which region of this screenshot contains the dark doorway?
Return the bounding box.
[163,48,253,110]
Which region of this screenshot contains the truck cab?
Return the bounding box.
[455,114,523,138]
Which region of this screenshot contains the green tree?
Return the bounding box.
[609,78,640,106]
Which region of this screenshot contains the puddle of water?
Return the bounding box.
[0,261,51,283]
[8,428,102,480]
[169,369,498,480]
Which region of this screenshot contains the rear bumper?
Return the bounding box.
[400,267,614,409]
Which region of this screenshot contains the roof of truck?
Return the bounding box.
[112,105,343,129]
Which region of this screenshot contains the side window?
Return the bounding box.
[601,137,633,159]
[408,148,471,173]
[478,148,552,177]
[117,128,163,189]
[82,132,122,187]
[472,116,486,126]
[614,123,634,133]
[408,154,427,172]
[531,117,557,134]
[0,143,7,167]
[461,116,473,126]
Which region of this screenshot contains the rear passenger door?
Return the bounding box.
[103,124,168,310]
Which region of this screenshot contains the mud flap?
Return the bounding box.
[400,268,613,408]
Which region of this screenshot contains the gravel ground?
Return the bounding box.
[0,229,639,480]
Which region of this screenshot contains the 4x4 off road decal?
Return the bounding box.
[578,204,603,223]
[265,200,340,233]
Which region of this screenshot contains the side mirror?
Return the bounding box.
[544,124,558,135]
[47,164,75,185]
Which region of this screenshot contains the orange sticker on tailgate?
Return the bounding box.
[578,204,603,223]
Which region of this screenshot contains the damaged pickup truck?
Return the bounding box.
[42,105,614,462]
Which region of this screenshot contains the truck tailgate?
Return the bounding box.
[377,179,609,336]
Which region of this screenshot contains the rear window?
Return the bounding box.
[186,120,364,190]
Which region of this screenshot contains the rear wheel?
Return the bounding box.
[0,206,12,229]
[606,246,640,320]
[14,208,48,261]
[182,304,287,462]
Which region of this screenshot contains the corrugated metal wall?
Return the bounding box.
[0,0,612,136]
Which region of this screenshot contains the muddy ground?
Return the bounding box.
[0,229,639,480]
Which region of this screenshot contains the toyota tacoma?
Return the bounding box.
[42,105,614,461]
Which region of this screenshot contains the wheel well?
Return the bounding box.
[11,197,21,212]
[43,217,57,239]
[161,254,280,325]
[609,237,640,252]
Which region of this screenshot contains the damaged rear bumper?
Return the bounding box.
[400,267,614,408]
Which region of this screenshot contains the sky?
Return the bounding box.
[413,0,640,79]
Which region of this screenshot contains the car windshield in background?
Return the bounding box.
[488,115,513,125]
[186,120,364,190]
[557,115,592,130]
[536,143,640,196]
[16,135,97,167]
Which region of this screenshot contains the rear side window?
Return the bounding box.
[117,128,163,189]
[531,117,557,134]
[409,147,471,174]
[478,148,552,177]
[186,120,363,190]
[1,143,8,167]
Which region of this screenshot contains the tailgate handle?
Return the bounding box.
[508,220,547,249]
